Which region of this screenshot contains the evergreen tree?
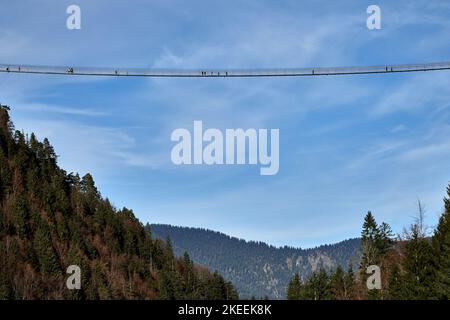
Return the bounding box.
[33,220,60,274]
[387,265,403,300]
[206,271,238,300]
[287,273,302,300]
[401,225,434,299]
[80,173,100,215]
[0,240,12,299]
[431,184,450,299]
[344,263,355,299]
[330,266,346,300]
[360,211,379,269]
[359,212,394,300]
[182,252,196,298]
[376,222,394,256]
[303,269,331,300]
[11,196,29,237]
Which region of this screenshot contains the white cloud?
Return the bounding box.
[396,141,450,162]
[372,73,450,116]
[18,103,109,117]
[13,117,165,176]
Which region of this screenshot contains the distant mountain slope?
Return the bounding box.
[150,224,361,299]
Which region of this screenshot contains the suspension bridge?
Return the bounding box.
[1,61,450,78]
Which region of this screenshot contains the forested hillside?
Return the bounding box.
[286,203,450,300]
[150,224,361,299]
[0,104,237,300]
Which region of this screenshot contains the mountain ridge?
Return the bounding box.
[150,223,361,299]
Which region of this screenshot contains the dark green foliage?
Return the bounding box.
[360,211,390,268]
[150,224,361,299]
[11,196,29,237]
[0,240,12,299]
[287,201,450,300]
[344,264,355,297]
[287,274,302,300]
[431,185,450,299]
[206,272,238,300]
[387,265,403,299]
[303,269,331,300]
[385,192,450,300]
[376,222,395,256]
[400,226,435,299]
[287,266,356,300]
[359,211,394,300]
[33,220,60,274]
[330,266,346,299]
[0,107,237,300]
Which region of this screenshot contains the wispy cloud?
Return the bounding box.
[372,73,450,116]
[396,141,450,162]
[19,103,109,117]
[13,118,165,176]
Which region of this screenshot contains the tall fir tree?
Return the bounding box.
[360,211,379,269]
[303,269,331,300]
[344,263,355,299]
[33,220,60,275]
[401,225,435,299]
[287,273,302,300]
[431,184,450,299]
[387,265,403,300]
[330,266,346,300]
[359,212,394,300]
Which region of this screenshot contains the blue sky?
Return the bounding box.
[1,0,450,248]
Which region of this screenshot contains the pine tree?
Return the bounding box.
[387,265,403,300]
[401,225,434,299]
[303,269,331,300]
[0,240,12,299]
[182,252,196,298]
[91,261,110,299]
[0,152,12,201]
[330,266,346,300]
[158,268,183,300]
[344,263,355,299]
[376,222,394,256]
[287,273,302,300]
[206,271,238,300]
[11,196,29,237]
[0,209,5,238]
[33,220,60,274]
[80,173,100,215]
[431,184,450,299]
[359,212,394,300]
[360,211,379,269]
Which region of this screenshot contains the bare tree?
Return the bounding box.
[414,199,429,238]
[401,199,429,240]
